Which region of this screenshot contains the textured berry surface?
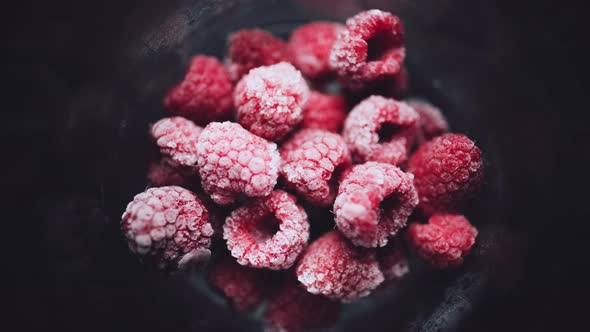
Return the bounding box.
[196,122,280,205]
[281,129,351,206]
[377,238,409,280]
[265,279,341,331]
[208,256,271,311]
[296,231,384,302]
[406,213,478,269]
[226,29,292,82]
[301,91,347,132]
[150,117,202,167]
[121,186,213,270]
[406,99,449,145]
[223,190,309,270]
[146,157,196,187]
[163,55,233,125]
[334,162,419,247]
[407,133,483,216]
[343,95,419,165]
[289,22,344,79]
[234,62,309,141]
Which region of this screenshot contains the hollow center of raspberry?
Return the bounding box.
[250,215,281,243]
[379,193,402,220]
[366,30,395,62]
[377,122,400,143]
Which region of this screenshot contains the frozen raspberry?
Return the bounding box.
[163,55,233,125]
[121,186,213,270]
[196,122,280,205]
[301,91,347,132]
[280,129,351,206]
[223,190,309,270]
[343,95,419,165]
[289,22,345,79]
[377,238,409,280]
[296,231,384,302]
[334,162,419,248]
[407,133,483,216]
[406,99,449,145]
[265,279,341,331]
[226,29,292,82]
[234,62,309,141]
[330,10,405,90]
[150,117,202,167]
[208,256,272,311]
[146,157,197,187]
[406,213,478,269]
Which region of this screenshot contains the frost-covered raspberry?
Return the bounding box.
[121,186,213,270]
[407,134,483,216]
[301,91,347,132]
[163,55,233,125]
[330,10,405,90]
[226,29,292,82]
[208,256,272,311]
[146,157,197,187]
[280,129,351,206]
[150,117,203,167]
[343,95,419,165]
[296,231,384,302]
[406,99,449,145]
[334,162,418,248]
[406,213,478,269]
[265,279,341,331]
[223,190,309,270]
[196,122,280,205]
[289,22,345,79]
[234,62,309,141]
[377,238,409,280]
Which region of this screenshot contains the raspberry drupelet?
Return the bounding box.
[121,186,213,270]
[280,129,351,206]
[150,117,203,167]
[296,230,384,302]
[334,162,419,248]
[223,190,310,270]
[406,213,478,269]
[377,237,410,280]
[330,10,405,90]
[163,55,234,125]
[226,29,292,82]
[407,133,483,216]
[289,22,345,79]
[406,98,449,145]
[234,62,310,142]
[342,95,419,165]
[196,122,280,205]
[301,91,347,132]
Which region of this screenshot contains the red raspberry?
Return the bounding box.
[146,157,197,187]
[150,117,202,167]
[289,22,345,79]
[377,237,409,280]
[234,62,310,142]
[301,91,347,132]
[407,133,483,216]
[208,256,272,311]
[223,190,309,270]
[196,122,280,205]
[342,95,419,165]
[334,162,419,247]
[226,29,292,82]
[163,55,233,125]
[265,279,341,331]
[330,10,405,90]
[121,186,213,270]
[280,129,351,206]
[406,99,449,145]
[406,213,478,269]
[296,231,384,302]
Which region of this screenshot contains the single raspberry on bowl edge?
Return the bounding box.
[406,98,449,146]
[289,22,345,79]
[301,91,348,132]
[150,116,202,167]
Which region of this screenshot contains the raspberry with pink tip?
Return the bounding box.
[407,133,483,216]
[289,22,345,79]
[223,190,309,270]
[296,230,384,302]
[280,129,351,206]
[150,117,203,167]
[301,91,347,132]
[343,95,419,165]
[334,162,419,248]
[377,237,410,280]
[406,98,449,145]
[234,62,310,142]
[163,55,234,125]
[121,186,213,270]
[406,213,478,269]
[196,121,280,205]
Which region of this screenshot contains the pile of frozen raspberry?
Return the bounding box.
[122,9,484,331]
